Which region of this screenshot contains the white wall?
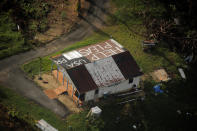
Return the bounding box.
[85,90,95,101]
[133,76,140,87]
[84,76,141,101]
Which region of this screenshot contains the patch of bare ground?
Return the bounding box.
[34,73,61,90]
[34,73,82,113]
[34,0,89,43]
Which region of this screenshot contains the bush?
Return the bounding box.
[29,21,39,33]
[0,12,26,59]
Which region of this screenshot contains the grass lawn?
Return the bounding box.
[22,24,184,77]
[0,85,67,131]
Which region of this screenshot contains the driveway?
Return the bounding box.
[0,0,109,117]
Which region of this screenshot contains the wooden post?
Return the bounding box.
[77,92,80,105]
[57,66,59,81]
[67,80,69,91]
[72,86,74,97]
[51,62,54,74]
[63,74,64,85]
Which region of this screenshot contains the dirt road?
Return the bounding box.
[0,0,109,117]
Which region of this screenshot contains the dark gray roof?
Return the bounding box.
[112,51,143,78]
[66,65,98,93]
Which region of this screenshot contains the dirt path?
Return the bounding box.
[0,0,110,117]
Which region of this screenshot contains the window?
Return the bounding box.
[95,89,99,95]
[129,78,133,83]
[80,93,85,101]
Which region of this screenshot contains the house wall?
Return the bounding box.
[54,68,141,103]
[84,76,141,101]
[85,90,95,101]
[52,69,82,105]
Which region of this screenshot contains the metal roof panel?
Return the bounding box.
[112,51,143,78]
[85,57,125,87]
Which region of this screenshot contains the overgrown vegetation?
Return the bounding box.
[0,85,69,130]
[112,0,197,59]
[0,12,27,59]
[0,0,50,59]
[0,103,36,130]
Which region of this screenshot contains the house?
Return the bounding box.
[50,39,143,105]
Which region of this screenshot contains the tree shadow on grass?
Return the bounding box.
[86,0,145,37]
[80,15,111,38]
[0,86,8,101]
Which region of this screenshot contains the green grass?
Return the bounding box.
[21,16,185,131]
[23,24,184,77]
[0,85,67,131]
[0,12,29,59]
[21,1,187,130]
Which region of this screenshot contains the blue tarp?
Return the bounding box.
[153,85,164,93]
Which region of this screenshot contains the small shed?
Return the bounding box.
[91,106,102,117]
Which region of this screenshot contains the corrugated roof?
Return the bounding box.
[112,51,143,79]
[52,39,125,69]
[85,57,125,87]
[52,39,143,93]
[66,65,98,93]
[76,39,125,62]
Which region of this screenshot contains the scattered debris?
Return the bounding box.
[177,110,182,115]
[178,68,186,79]
[44,86,66,99]
[186,112,192,116]
[87,106,102,118]
[141,96,145,101]
[142,40,156,52]
[118,90,143,97]
[43,81,48,84]
[118,99,136,104]
[184,54,193,63]
[153,85,164,93]
[38,77,43,80]
[174,18,180,25]
[17,24,20,31]
[36,119,58,131]
[132,124,137,129]
[151,69,170,82]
